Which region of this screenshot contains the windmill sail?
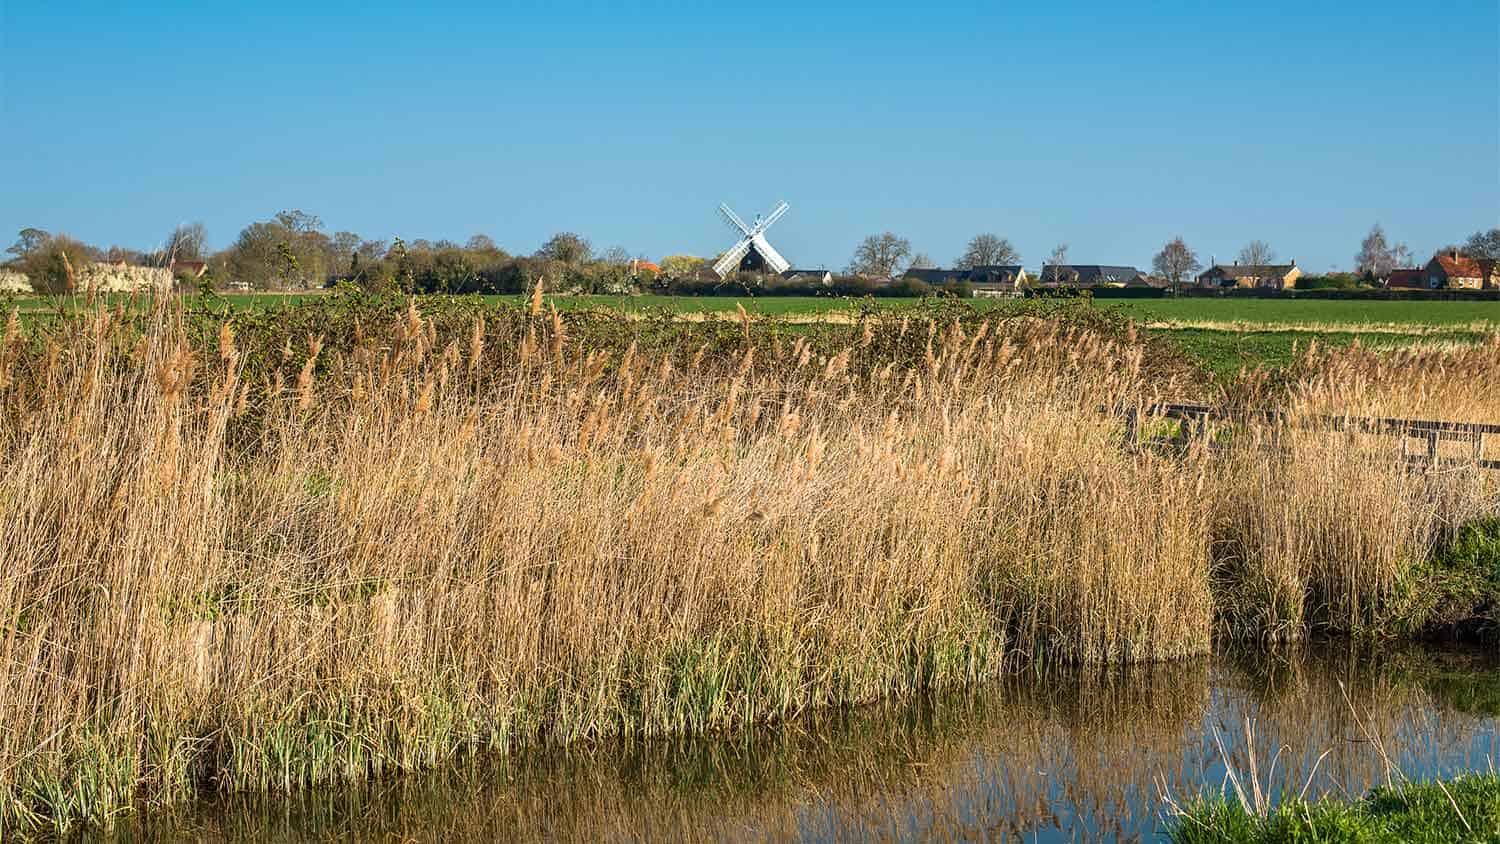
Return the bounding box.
[719,204,751,235]
[757,202,789,233]
[712,201,791,279]
[750,234,790,274]
[713,238,754,278]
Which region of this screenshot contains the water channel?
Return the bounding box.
[114,641,1498,842]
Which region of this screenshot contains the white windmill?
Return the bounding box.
[712,201,791,279]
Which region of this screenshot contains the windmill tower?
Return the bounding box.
[712,201,791,279]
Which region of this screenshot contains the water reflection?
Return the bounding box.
[122,642,1498,842]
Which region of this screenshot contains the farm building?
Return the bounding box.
[1385,268,1425,289]
[903,268,968,285]
[1195,261,1302,289]
[169,260,209,279]
[966,265,1029,297]
[1037,265,1146,286]
[781,268,834,284]
[901,265,1029,296]
[1423,251,1498,289]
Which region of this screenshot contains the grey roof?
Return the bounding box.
[904,265,1027,284]
[1039,265,1143,284]
[781,268,831,279]
[1199,263,1296,279]
[904,268,968,284]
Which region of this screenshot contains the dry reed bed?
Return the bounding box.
[0,300,1494,834]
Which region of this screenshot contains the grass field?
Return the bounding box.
[10,290,1500,326]
[5,290,1498,379]
[1107,298,1500,330]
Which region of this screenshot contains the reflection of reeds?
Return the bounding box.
[1169,647,1497,840]
[0,299,1495,834]
[118,647,1495,842]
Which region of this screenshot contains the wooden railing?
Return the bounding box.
[1119,402,1500,471]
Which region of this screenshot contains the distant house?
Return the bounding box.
[781,268,833,285]
[1385,268,1425,289]
[966,265,1029,297]
[169,260,209,280]
[901,266,1028,297]
[903,268,968,285]
[1423,251,1497,290]
[1195,261,1302,289]
[1037,265,1145,286]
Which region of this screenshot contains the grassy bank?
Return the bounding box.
[1,294,1497,834]
[1170,774,1500,843]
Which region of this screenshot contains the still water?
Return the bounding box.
[121,642,1497,842]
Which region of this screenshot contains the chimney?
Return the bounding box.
[1451,249,1460,260]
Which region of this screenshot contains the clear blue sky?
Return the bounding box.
[2,1,1496,273]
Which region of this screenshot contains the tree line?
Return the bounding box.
[6,212,1498,295]
[842,224,1500,285]
[1,213,695,295]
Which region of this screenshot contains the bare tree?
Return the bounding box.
[1152,237,1202,289]
[601,245,632,266]
[163,222,208,262]
[331,230,360,255]
[1236,240,1276,267]
[955,234,1020,270]
[848,232,911,277]
[273,210,323,235]
[356,239,387,262]
[1043,243,1071,284]
[1463,227,1500,260]
[907,252,936,270]
[1354,224,1410,279]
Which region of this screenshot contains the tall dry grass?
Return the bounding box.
[1211,337,1500,639]
[0,298,1494,833]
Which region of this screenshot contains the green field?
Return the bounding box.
[1105,298,1500,330]
[6,290,1496,378]
[10,290,1500,324]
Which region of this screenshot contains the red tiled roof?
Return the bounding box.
[1435,254,1484,279]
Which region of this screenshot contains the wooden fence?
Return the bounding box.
[1120,402,1500,471]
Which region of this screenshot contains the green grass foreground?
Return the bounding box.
[1170,774,1500,843]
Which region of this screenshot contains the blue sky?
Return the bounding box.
[2,1,1496,273]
